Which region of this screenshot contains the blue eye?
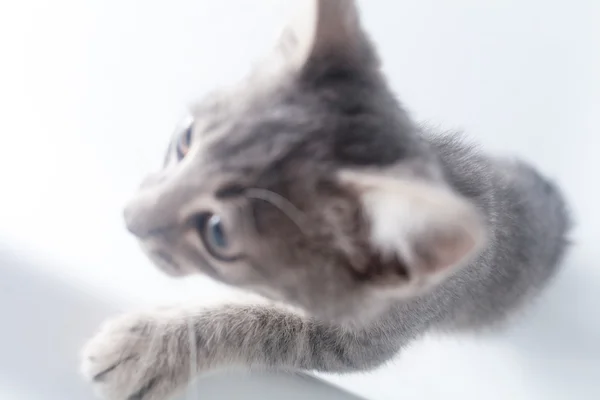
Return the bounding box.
[198,214,238,262]
[207,214,227,249]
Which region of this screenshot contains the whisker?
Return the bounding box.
[235,201,256,238]
[244,188,310,236]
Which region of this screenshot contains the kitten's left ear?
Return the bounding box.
[340,171,487,296]
[271,0,374,72]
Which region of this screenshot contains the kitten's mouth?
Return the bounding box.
[140,243,186,277]
[153,250,180,272]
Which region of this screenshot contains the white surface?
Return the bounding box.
[1,0,599,399]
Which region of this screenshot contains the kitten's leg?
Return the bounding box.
[82,304,402,400]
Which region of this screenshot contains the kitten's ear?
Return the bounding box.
[273,0,372,71]
[340,171,486,295]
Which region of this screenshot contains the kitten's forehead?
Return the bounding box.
[191,82,323,178]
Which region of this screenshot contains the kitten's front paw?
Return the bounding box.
[81,312,192,400]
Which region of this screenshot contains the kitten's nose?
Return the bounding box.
[123,168,201,238]
[123,191,177,238]
[123,202,152,238]
[123,172,175,237]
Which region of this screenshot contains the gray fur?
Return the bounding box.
[82,1,570,399]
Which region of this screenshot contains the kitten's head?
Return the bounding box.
[124,0,485,323]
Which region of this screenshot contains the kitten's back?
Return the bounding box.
[423,131,571,331]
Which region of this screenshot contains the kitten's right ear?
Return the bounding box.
[340,170,487,297]
[271,0,373,72]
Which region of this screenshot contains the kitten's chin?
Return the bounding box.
[138,242,190,278]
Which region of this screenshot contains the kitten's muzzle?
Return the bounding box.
[123,205,160,238]
[123,189,182,238]
[123,168,200,238]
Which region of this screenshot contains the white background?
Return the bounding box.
[1,1,599,399]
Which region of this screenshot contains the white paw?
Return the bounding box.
[81,312,192,400]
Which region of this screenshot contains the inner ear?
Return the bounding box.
[340,170,486,293]
[273,0,365,71]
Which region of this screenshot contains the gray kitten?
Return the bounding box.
[81,1,570,399]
